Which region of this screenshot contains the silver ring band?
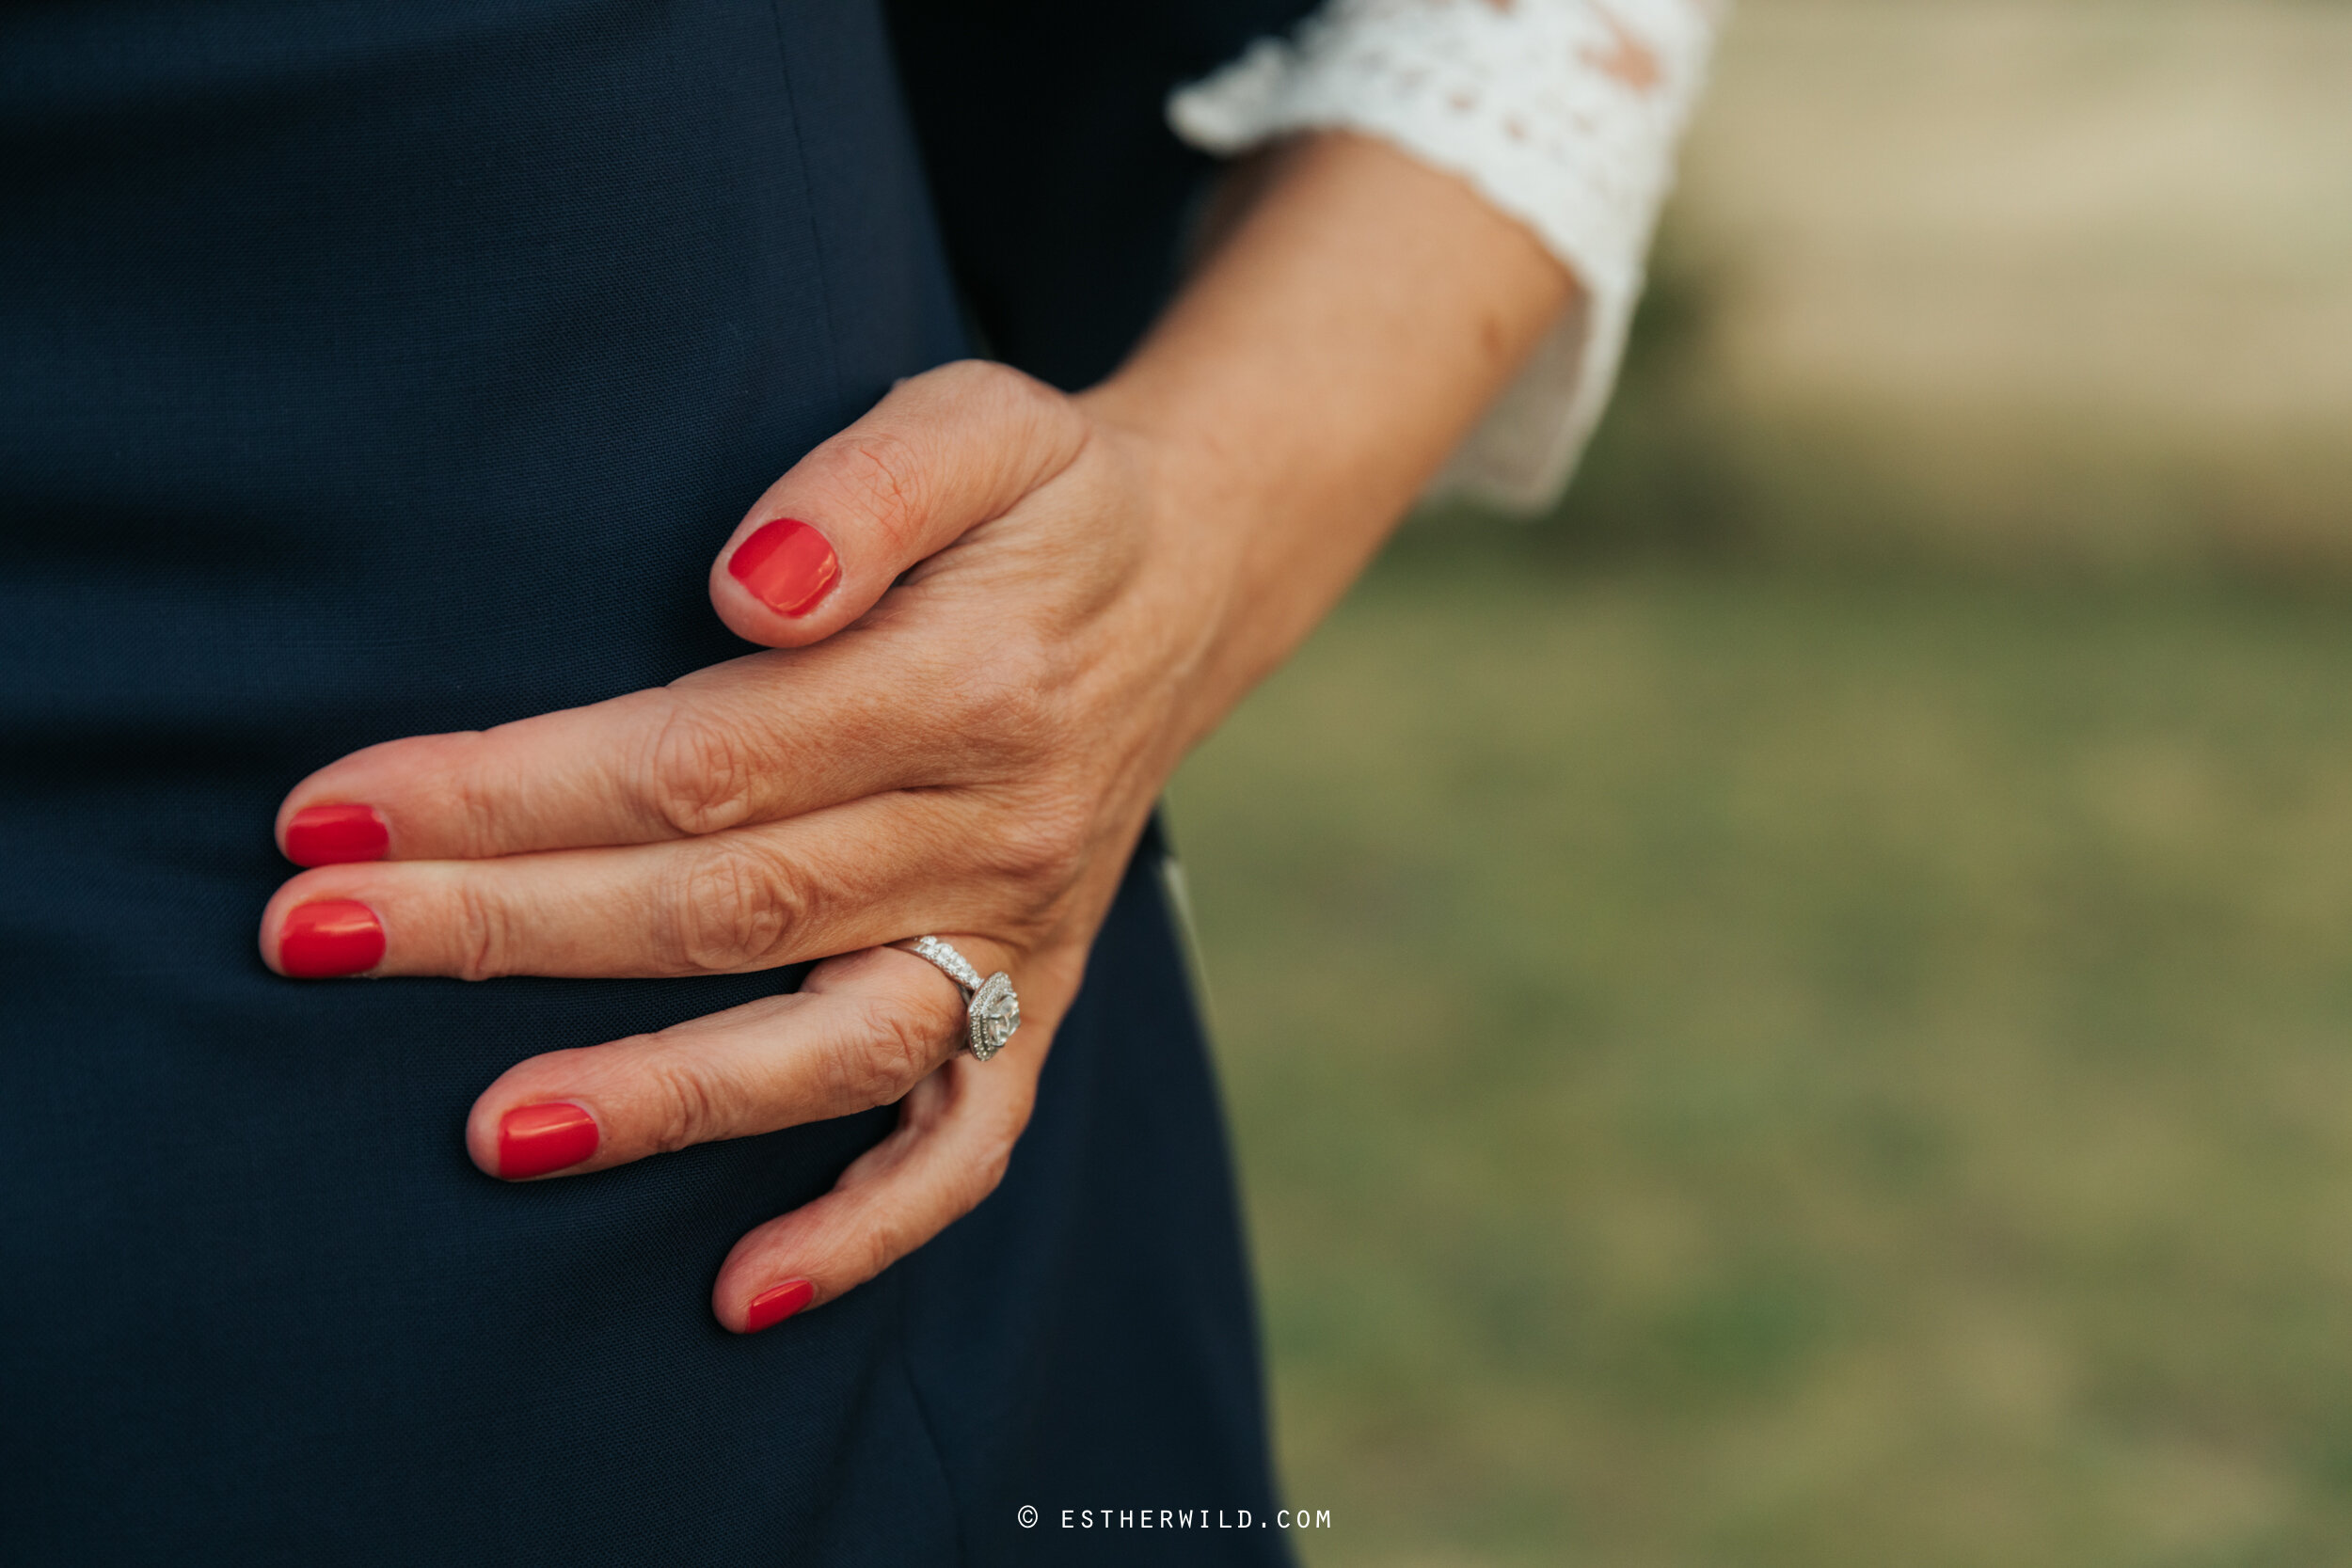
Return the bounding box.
[898,936,1022,1061]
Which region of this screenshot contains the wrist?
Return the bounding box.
[1071,131,1576,763]
[1075,382,1266,758]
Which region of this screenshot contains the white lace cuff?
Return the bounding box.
[1170,0,1719,512]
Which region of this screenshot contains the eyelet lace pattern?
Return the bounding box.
[1171,0,1722,511]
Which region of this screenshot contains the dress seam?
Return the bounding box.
[890,1268,973,1567]
[765,0,849,414]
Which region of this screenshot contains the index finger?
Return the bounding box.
[274,639,959,863]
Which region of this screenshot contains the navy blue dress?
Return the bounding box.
[0,2,1311,1560]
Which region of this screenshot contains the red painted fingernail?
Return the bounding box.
[278,898,385,978]
[744,1278,816,1333]
[727,517,840,618]
[284,803,389,866]
[498,1102,600,1180]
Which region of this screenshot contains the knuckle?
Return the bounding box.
[966,1139,1014,1205]
[938,356,1044,416]
[874,995,953,1093]
[993,657,1062,750]
[976,790,1092,895]
[450,880,516,982]
[836,996,947,1106]
[644,1056,725,1155]
[958,1111,1026,1211]
[970,358,1060,426]
[830,428,930,560]
[665,842,801,974]
[645,704,762,837]
[975,1079,1042,1193]
[855,1218,903,1287]
[941,647,1062,768]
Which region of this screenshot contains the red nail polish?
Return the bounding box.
[744,1279,816,1333]
[284,803,389,866]
[499,1102,599,1180]
[727,518,839,618]
[278,898,385,978]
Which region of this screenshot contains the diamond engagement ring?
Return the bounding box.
[898,936,1022,1061]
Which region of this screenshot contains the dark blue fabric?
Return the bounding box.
[0,2,1303,1560]
[885,0,1320,388]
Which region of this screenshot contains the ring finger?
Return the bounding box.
[464,938,1018,1180]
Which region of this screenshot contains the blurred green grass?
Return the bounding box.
[1170,545,2352,1566]
[1166,7,2352,1559]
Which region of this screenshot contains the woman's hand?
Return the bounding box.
[256,134,1576,1332]
[261,358,1221,1330]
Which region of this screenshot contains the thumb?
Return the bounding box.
[708,358,1088,648]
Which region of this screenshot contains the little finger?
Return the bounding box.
[709,1032,1043,1331]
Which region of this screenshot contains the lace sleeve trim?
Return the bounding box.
[1171,0,1720,511]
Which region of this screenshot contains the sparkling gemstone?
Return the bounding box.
[969,973,1021,1060]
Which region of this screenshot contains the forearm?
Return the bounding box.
[1082,131,1576,750]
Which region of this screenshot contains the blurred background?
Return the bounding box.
[1165,2,2352,1562]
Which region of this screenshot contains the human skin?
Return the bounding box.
[257,132,1576,1332]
